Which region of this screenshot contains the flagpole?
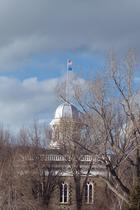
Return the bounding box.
[66,59,72,103]
[66,60,69,103]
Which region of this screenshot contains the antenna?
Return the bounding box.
[66,59,72,103]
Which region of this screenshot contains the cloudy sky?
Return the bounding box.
[0,0,140,131]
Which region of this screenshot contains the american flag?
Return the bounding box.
[67,59,72,71]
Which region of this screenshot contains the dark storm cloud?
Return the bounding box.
[0,0,139,129]
[0,0,139,69]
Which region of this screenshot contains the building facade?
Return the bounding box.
[44,102,109,210]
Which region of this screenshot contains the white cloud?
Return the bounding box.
[0,76,59,129]
[0,74,87,131]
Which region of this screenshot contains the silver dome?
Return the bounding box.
[50,102,80,126]
[55,102,79,119]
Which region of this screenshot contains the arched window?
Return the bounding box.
[85,182,94,204]
[60,182,69,203]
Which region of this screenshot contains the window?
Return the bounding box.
[85,182,94,204]
[60,182,69,203]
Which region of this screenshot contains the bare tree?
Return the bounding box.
[19,123,63,210]
[71,51,140,209]
[54,117,94,210]
[0,127,36,210]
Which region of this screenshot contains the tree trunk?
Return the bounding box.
[75,178,82,210]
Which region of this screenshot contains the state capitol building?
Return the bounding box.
[42,101,109,210]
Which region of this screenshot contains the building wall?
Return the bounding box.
[48,176,109,210]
